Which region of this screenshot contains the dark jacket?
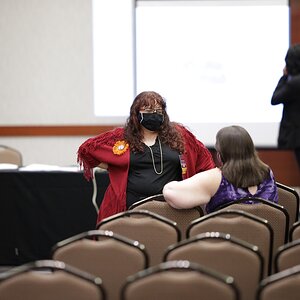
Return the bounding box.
[271,74,300,149]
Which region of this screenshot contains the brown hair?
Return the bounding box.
[215,125,270,187]
[124,91,184,153]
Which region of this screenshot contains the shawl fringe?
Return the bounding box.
[77,127,125,180]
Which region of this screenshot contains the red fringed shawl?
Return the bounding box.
[77,125,215,224]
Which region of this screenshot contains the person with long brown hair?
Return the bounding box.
[163,125,278,213]
[78,91,214,223]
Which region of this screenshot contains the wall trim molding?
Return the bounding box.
[0,125,121,136]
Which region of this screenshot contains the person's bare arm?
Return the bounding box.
[163,168,221,209]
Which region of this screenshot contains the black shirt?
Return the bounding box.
[126,138,182,208]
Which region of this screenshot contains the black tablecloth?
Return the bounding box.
[0,170,109,266]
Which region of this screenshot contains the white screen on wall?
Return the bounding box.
[93,0,290,146]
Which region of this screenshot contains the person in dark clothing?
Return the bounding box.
[271,44,300,169]
[78,91,215,223]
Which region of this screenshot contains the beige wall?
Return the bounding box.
[0,0,96,126]
[0,0,98,165]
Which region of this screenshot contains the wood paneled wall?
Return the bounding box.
[291,0,300,44]
[257,149,300,186]
[210,148,300,186]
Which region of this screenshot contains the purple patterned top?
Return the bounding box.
[205,170,278,213]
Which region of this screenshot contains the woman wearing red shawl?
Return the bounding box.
[77,91,215,224]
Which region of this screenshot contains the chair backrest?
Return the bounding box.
[186,209,273,277]
[289,220,300,241]
[275,239,300,273]
[0,145,22,166]
[257,265,300,300]
[276,181,299,229]
[121,260,239,300]
[164,232,263,300]
[52,230,148,300]
[0,260,105,300]
[128,194,203,237]
[97,210,181,266]
[216,197,289,273]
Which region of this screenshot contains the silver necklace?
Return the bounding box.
[146,138,164,175]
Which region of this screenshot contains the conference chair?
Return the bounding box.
[274,239,300,273]
[0,145,22,167]
[216,197,289,273]
[289,220,300,241]
[121,260,239,300]
[128,194,204,237]
[163,232,263,300]
[186,209,273,277]
[97,210,181,266]
[276,181,299,229]
[257,265,300,300]
[0,259,105,300]
[52,230,148,300]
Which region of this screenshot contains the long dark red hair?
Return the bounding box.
[124,91,184,153]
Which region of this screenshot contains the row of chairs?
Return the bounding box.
[96,204,300,274]
[0,181,298,299]
[51,230,243,299]
[128,181,299,233]
[1,228,300,300]
[1,259,299,300]
[143,185,294,244]
[0,258,241,300]
[90,183,298,299]
[55,209,300,300]
[128,260,300,300]
[126,185,299,274]
[56,198,299,300]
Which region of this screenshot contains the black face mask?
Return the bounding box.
[138,112,164,131]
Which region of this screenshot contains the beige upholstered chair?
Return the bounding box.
[0,260,105,300]
[0,145,22,166]
[289,220,300,241]
[216,197,289,273]
[277,181,299,229]
[128,194,203,237]
[187,209,273,277]
[257,265,300,300]
[275,239,300,273]
[164,232,263,300]
[121,260,239,300]
[52,230,148,300]
[97,210,181,266]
